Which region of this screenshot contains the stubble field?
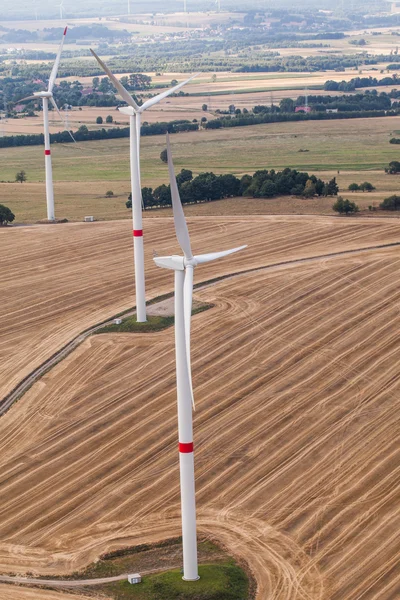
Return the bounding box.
[0,216,399,600]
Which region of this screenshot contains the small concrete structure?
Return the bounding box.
[84,216,94,222]
[128,573,141,584]
[114,318,123,325]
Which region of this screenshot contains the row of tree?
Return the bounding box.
[0,120,198,148]
[204,109,400,131]
[259,90,395,114]
[126,168,339,210]
[324,74,400,92]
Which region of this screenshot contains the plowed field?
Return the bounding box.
[0,217,399,599]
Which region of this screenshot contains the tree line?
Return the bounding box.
[324,74,400,92]
[257,90,395,114]
[204,108,400,131]
[0,120,198,149]
[126,168,339,210]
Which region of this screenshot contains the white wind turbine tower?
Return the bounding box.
[59,1,65,19]
[90,49,199,323]
[154,135,246,581]
[19,27,69,221]
[127,0,131,15]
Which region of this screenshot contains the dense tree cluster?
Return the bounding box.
[332,197,359,214]
[126,168,339,210]
[240,170,338,198]
[348,182,375,192]
[380,195,400,210]
[385,161,400,174]
[0,204,15,225]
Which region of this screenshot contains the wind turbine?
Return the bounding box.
[127,0,131,14]
[153,135,246,581]
[59,1,64,19]
[90,49,199,323]
[18,27,69,221]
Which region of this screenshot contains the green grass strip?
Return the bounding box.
[102,562,248,600]
[95,305,212,334]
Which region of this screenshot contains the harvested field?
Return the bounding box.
[0,585,92,600]
[0,231,399,599]
[2,215,400,401]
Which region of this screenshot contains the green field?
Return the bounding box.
[1,115,399,222]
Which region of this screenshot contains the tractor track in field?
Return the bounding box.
[1,218,400,600]
[1,239,399,420]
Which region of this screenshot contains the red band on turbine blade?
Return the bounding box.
[179,442,194,453]
[133,230,143,237]
[45,150,51,155]
[64,27,68,35]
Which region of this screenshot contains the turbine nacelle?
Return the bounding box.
[118,106,135,116]
[154,255,185,271]
[34,91,53,98]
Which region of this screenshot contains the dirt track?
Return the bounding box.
[1,217,399,599]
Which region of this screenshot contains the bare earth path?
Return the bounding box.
[1,217,400,600]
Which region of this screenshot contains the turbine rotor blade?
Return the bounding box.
[90,49,140,111]
[49,95,64,121]
[48,26,67,93]
[49,97,77,143]
[194,245,247,265]
[139,72,200,111]
[16,95,37,103]
[166,134,193,259]
[184,266,195,410]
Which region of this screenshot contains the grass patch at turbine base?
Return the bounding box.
[96,314,175,334]
[95,304,213,334]
[100,562,249,600]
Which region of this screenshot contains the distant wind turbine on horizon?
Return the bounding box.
[153,135,246,580]
[90,49,199,323]
[18,27,71,221]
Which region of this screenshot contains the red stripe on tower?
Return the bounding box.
[179,442,194,453]
[133,230,143,237]
[45,150,51,155]
[64,26,68,35]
